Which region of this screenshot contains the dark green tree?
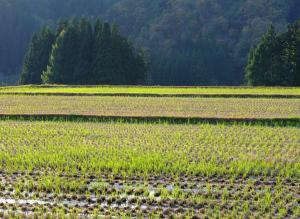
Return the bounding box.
[296,21,300,85]
[73,18,93,84]
[245,25,279,86]
[95,22,114,84]
[42,21,79,84]
[19,27,55,84]
[282,20,300,86]
[245,20,300,86]
[39,19,147,85]
[2,0,300,85]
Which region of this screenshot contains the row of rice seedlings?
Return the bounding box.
[0,121,299,178]
[1,85,300,96]
[0,95,299,119]
[0,171,299,216]
[0,178,299,216]
[0,205,196,219]
[0,186,298,218]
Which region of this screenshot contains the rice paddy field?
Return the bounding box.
[0,85,299,218]
[0,85,300,97]
[0,95,300,119]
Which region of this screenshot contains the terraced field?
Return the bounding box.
[1,85,300,97]
[0,121,299,218]
[0,95,299,119]
[0,86,299,218]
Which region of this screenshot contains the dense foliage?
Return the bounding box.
[20,19,146,85]
[19,28,55,84]
[245,20,300,86]
[1,0,300,85]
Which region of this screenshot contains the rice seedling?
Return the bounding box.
[0,95,299,119]
[0,85,299,97]
[0,120,299,177]
[0,85,299,217]
[0,120,298,217]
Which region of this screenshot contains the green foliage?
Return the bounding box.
[245,25,279,86]
[20,27,55,85]
[73,19,93,84]
[39,19,147,85]
[245,20,300,86]
[90,22,146,85]
[42,22,80,84]
[20,27,55,84]
[1,0,299,85]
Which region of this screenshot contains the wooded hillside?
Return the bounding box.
[0,0,299,85]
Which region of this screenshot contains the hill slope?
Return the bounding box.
[0,0,299,85]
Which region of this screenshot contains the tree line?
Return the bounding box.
[20,19,147,85]
[1,0,299,85]
[245,19,300,86]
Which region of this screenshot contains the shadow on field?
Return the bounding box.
[0,114,299,127]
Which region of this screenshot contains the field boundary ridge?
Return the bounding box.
[1,92,300,99]
[0,114,299,127]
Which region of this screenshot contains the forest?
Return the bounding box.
[20,19,146,85]
[246,20,300,86]
[0,0,300,85]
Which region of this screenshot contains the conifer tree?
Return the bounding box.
[296,21,300,85]
[19,27,55,84]
[245,25,278,86]
[94,19,103,39]
[245,20,300,86]
[42,21,79,84]
[73,18,93,84]
[111,24,126,84]
[279,23,298,86]
[285,20,300,86]
[26,18,148,85]
[91,22,114,84]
